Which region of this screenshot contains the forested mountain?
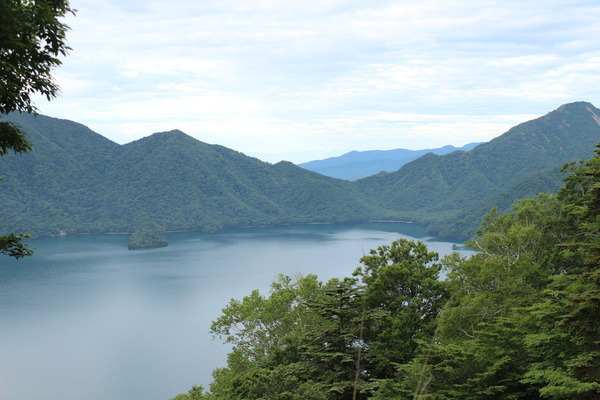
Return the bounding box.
[1,101,599,240]
[298,142,482,180]
[356,101,600,238]
[174,144,600,400]
[0,114,370,237]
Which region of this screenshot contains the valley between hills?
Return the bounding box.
[1,101,599,241]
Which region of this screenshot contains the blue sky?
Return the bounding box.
[35,0,600,162]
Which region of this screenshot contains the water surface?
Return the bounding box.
[0,223,471,400]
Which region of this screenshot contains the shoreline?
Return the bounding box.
[45,220,417,238]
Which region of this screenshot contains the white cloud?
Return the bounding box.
[34,0,600,161]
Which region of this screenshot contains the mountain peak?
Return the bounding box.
[547,101,599,122]
[156,129,187,136]
[125,129,200,148]
[1,102,598,241]
[148,129,190,140]
[557,100,594,110]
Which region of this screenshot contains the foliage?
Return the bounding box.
[354,239,448,378]
[204,240,448,400]
[0,0,74,258]
[0,121,32,155]
[1,102,599,241]
[1,103,600,241]
[0,230,33,258]
[208,274,330,399]
[519,145,600,398]
[173,143,600,400]
[0,0,74,114]
[127,228,169,250]
[210,274,323,364]
[356,101,600,239]
[426,144,600,400]
[170,385,212,400]
[0,114,372,238]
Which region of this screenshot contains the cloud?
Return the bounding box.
[35,0,600,161]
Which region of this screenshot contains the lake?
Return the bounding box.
[0,222,472,400]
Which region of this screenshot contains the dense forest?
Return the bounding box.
[355,101,600,238]
[2,3,596,399]
[1,102,599,242]
[0,113,370,237]
[170,145,600,400]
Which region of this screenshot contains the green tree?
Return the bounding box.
[170,385,216,400]
[176,145,600,400]
[354,239,448,379]
[416,145,600,400]
[522,144,600,399]
[0,0,74,115]
[559,145,600,391]
[425,195,569,399]
[210,274,323,365]
[0,0,74,258]
[209,274,326,399]
[300,278,370,400]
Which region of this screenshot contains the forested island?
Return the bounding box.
[170,146,600,400]
[127,229,169,250]
[1,100,599,399]
[1,4,597,399]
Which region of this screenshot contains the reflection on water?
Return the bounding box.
[0,223,471,400]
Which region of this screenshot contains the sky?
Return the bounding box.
[34,0,600,163]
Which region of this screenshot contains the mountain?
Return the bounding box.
[0,114,370,237]
[356,101,600,238]
[1,101,599,240]
[298,143,482,180]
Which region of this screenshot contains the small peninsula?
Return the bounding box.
[127,229,169,250]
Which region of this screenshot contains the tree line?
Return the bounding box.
[172,145,600,400]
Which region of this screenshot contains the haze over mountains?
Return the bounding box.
[1,101,599,240]
[298,142,483,180]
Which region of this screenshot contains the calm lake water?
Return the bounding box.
[0,222,471,400]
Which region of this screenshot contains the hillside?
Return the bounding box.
[185,144,600,400]
[1,101,599,240]
[298,142,482,180]
[0,114,370,237]
[356,101,600,238]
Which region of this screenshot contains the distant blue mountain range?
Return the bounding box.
[298,142,483,180]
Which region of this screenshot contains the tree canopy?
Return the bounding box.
[0,0,74,115]
[0,0,74,258]
[172,143,600,400]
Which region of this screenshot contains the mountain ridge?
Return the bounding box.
[1,101,599,240]
[298,142,483,180]
[355,101,600,237]
[0,114,369,236]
